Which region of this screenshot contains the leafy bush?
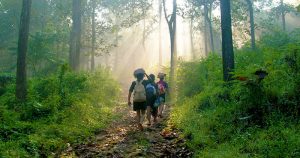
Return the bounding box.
[0,66,121,157]
[0,74,14,96]
[171,29,300,157]
[176,54,222,98]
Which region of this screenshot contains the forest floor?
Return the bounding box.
[60,103,193,158]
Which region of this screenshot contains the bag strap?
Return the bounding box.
[135,80,143,86]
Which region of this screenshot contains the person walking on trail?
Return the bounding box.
[157,72,168,118]
[145,74,158,126]
[128,68,148,131]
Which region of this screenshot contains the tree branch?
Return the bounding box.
[162,0,170,24]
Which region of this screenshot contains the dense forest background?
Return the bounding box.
[0,0,300,157]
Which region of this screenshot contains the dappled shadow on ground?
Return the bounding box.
[61,105,193,158]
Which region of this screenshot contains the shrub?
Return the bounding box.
[0,67,121,157]
[172,29,300,157]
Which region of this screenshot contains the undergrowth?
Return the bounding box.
[171,29,300,157]
[0,66,121,157]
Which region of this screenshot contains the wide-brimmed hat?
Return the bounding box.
[134,68,145,77]
[157,72,166,78]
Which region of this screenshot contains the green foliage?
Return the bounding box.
[0,0,72,73]
[176,54,222,98]
[101,0,151,28]
[0,67,121,157]
[259,29,300,49]
[171,29,300,157]
[28,31,69,76]
[0,74,14,96]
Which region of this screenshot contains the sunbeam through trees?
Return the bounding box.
[0,0,300,157]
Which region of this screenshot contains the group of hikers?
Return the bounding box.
[128,68,168,131]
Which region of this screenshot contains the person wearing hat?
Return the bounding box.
[156,72,168,118]
[128,68,148,131]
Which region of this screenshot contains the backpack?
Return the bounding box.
[157,82,166,95]
[133,80,146,102]
[146,83,156,98]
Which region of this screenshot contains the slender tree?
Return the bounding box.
[207,2,215,52]
[220,0,234,81]
[143,10,146,48]
[204,3,209,56]
[281,0,286,31]
[69,0,82,71]
[246,0,256,50]
[203,1,215,55]
[163,0,177,88]
[91,0,96,71]
[189,16,195,58]
[113,17,119,72]
[159,0,163,67]
[16,0,32,101]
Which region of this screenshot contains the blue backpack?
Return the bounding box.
[146,83,156,98]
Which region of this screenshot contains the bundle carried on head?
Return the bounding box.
[157,72,166,78]
[134,68,145,77]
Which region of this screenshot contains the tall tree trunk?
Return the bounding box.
[204,5,209,56]
[91,0,96,71]
[113,15,120,72]
[69,0,82,71]
[113,27,119,72]
[16,0,32,101]
[159,0,162,67]
[163,0,177,94]
[246,0,256,50]
[143,15,146,49]
[208,2,215,53]
[189,16,195,59]
[220,0,234,81]
[170,0,177,95]
[281,0,286,31]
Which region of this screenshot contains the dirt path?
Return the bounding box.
[61,104,193,158]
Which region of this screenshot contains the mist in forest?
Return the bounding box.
[88,0,300,88]
[92,1,204,88]
[1,0,300,157]
[2,0,298,84]
[94,17,196,86]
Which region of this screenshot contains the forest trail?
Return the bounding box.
[61,104,193,158]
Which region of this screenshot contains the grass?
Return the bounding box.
[171,29,300,158]
[0,67,121,157]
